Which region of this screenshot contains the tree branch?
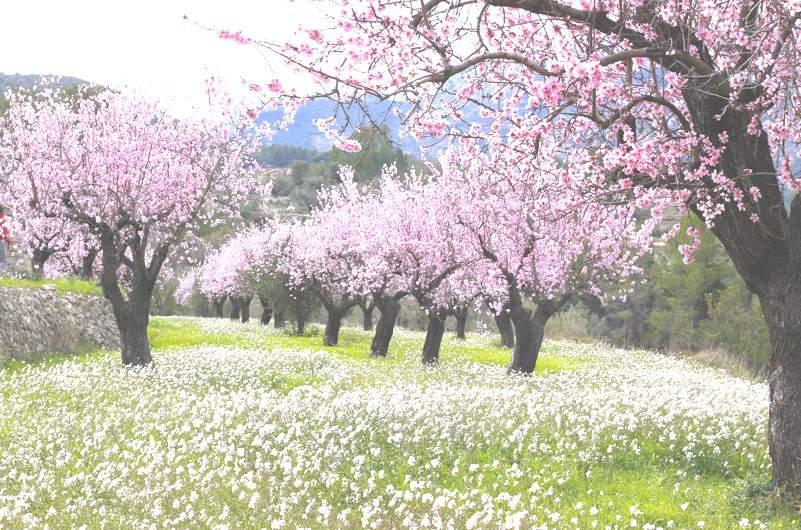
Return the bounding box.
[427,51,557,83]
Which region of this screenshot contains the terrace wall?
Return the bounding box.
[0,285,119,364]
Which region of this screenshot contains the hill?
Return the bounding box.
[259,98,420,153]
[0,73,88,92]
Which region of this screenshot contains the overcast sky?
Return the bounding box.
[1,0,324,110]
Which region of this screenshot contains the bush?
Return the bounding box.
[545,306,596,342]
[699,284,770,374]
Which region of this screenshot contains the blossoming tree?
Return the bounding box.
[366,172,468,365]
[0,87,265,366]
[290,170,368,346]
[198,235,253,320]
[440,142,652,373]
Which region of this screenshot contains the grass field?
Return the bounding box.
[0,276,102,296]
[0,316,795,529]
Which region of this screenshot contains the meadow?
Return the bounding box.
[0,317,795,529]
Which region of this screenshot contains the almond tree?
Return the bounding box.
[198,235,253,320]
[0,87,265,366]
[369,172,468,365]
[288,166,408,356]
[305,165,467,360]
[440,142,652,373]
[289,169,368,346]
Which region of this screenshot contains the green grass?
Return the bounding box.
[147,316,581,372]
[2,317,796,528]
[2,315,580,374]
[463,339,584,372]
[0,276,102,296]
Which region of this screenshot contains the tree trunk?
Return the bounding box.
[229,296,241,321]
[96,230,164,369]
[79,249,98,280]
[324,309,344,346]
[682,94,801,494]
[212,298,225,318]
[508,306,537,375]
[30,251,49,279]
[763,279,801,493]
[422,311,446,365]
[259,295,273,325]
[118,310,153,366]
[240,295,252,323]
[274,307,286,328]
[454,307,468,340]
[294,315,306,336]
[370,297,401,357]
[507,299,565,375]
[361,304,375,331]
[494,313,515,348]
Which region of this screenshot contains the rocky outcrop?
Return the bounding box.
[0,285,119,364]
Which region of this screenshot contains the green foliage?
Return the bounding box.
[0,277,101,296]
[150,279,184,316]
[700,284,770,372]
[644,216,736,351]
[545,305,597,343]
[255,144,321,168]
[270,125,414,213]
[188,285,211,318]
[327,125,410,183]
[562,215,771,375]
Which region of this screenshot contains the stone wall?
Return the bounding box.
[0,285,119,364]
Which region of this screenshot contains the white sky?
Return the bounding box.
[1,0,325,111]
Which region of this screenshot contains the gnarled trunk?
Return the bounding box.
[229,295,241,321]
[96,231,159,368]
[30,250,51,279]
[118,310,152,366]
[274,307,286,328]
[324,309,344,346]
[508,306,538,374]
[259,295,273,325]
[453,307,468,340]
[422,311,446,365]
[507,298,567,375]
[683,93,801,494]
[319,297,357,346]
[370,297,401,357]
[763,279,801,493]
[361,303,375,331]
[78,248,98,280]
[240,295,253,323]
[494,313,515,348]
[212,297,225,318]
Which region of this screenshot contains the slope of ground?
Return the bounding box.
[0,317,794,529]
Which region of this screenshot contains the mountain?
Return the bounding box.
[0,73,88,93]
[259,98,421,153]
[0,74,417,153]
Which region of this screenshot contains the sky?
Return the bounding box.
[1,0,325,111]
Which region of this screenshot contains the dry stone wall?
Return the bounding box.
[0,285,119,364]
